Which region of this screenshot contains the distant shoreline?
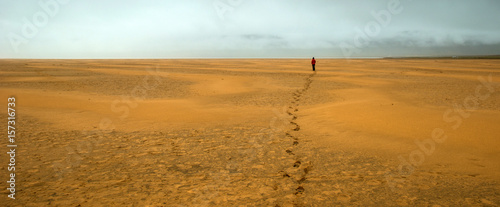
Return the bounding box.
[383,55,500,59]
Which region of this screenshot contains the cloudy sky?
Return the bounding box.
[1,0,499,58]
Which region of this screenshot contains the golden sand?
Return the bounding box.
[1,59,499,206]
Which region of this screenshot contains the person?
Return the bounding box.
[311,57,316,71]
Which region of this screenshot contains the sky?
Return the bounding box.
[1,0,499,58]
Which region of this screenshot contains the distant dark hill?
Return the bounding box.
[383,55,500,59]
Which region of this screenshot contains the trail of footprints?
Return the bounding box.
[279,72,316,200]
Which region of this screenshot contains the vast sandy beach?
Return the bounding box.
[1,59,499,206]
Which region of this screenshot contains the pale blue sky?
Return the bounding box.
[1,0,499,58]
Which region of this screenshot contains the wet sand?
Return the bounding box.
[1,59,499,206]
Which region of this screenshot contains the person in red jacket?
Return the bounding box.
[311,57,316,71]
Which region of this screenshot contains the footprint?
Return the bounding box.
[293,125,300,131]
[295,186,305,195]
[297,176,306,183]
[280,171,291,178]
[303,166,311,174]
[286,134,299,141]
[294,161,301,168]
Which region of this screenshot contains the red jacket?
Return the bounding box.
[311,59,316,65]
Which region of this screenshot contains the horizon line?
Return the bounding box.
[2,55,500,60]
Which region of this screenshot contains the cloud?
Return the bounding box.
[1,0,499,58]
